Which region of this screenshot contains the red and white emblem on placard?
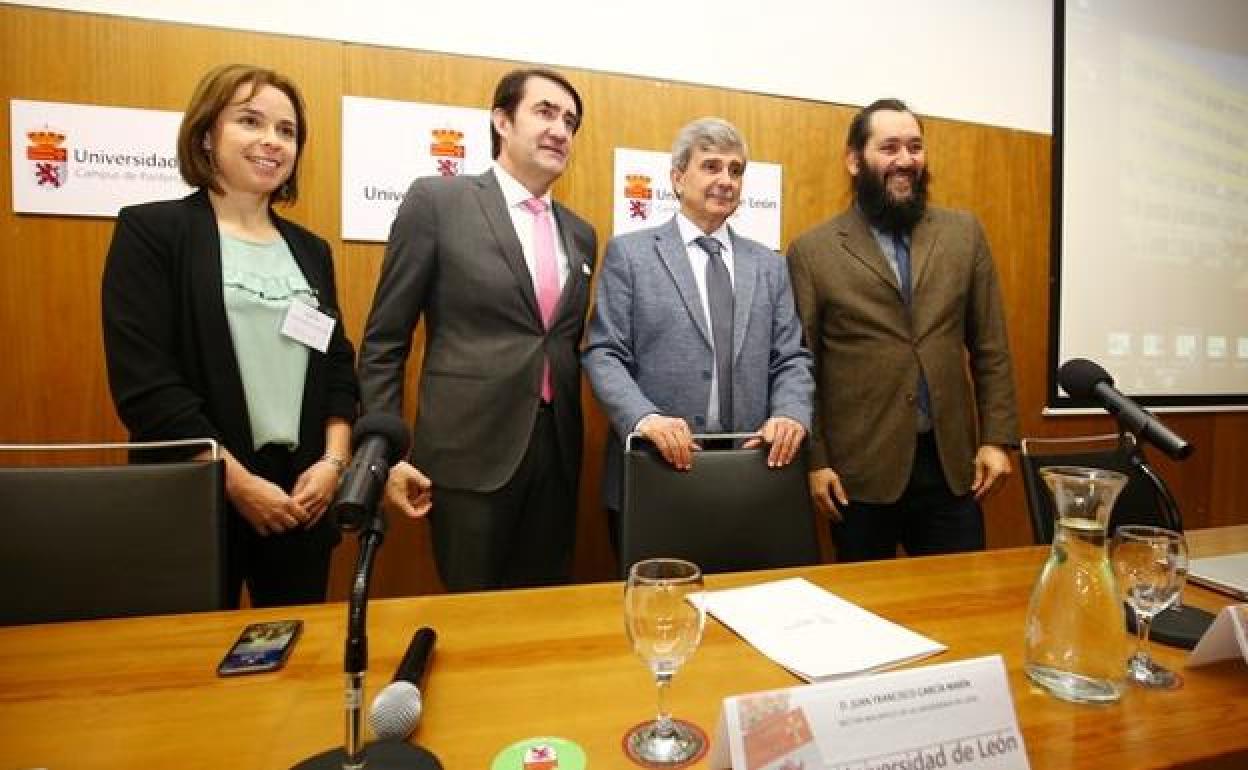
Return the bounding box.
[522,742,558,769]
[624,173,653,220]
[27,127,69,188]
[430,128,465,177]
[743,706,819,770]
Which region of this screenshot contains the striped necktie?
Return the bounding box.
[695,235,733,430]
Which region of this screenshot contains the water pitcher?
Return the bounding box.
[1024,466,1128,704]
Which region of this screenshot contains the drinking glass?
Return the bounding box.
[1110,525,1185,688]
[623,558,706,765]
[1170,529,1192,609]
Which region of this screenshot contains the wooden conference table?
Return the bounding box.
[1,528,1246,769]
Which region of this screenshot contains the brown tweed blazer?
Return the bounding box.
[786,205,1019,503]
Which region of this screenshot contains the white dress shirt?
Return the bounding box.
[492,162,570,291]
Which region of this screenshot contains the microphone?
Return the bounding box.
[332,413,411,531]
[1057,359,1192,460]
[369,627,436,740]
[291,416,441,770]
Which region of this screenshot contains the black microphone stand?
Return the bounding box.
[1121,434,1214,650]
[292,503,441,769]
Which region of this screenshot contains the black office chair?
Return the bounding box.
[0,439,228,625]
[1019,432,1167,544]
[620,432,820,576]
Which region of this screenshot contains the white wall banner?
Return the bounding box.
[10,99,191,217]
[341,96,491,242]
[612,147,782,250]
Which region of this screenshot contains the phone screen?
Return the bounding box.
[217,620,302,676]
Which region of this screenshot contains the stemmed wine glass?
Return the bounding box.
[1110,525,1186,689]
[623,558,707,766]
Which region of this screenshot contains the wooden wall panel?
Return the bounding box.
[2,5,1244,601]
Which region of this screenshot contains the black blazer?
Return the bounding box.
[358,171,597,492]
[102,190,358,476]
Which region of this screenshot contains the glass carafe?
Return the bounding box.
[1024,466,1128,704]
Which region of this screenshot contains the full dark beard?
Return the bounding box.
[854,166,930,234]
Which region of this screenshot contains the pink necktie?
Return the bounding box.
[522,197,559,402]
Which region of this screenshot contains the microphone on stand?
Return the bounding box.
[370,627,436,741]
[1057,359,1192,460]
[292,414,442,770]
[1058,359,1211,649]
[333,413,414,532]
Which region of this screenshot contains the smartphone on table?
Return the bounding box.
[216,619,303,676]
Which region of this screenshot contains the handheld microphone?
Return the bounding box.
[1057,358,1192,460]
[332,413,412,531]
[369,627,436,741]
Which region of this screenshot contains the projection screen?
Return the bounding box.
[1051,0,1248,410]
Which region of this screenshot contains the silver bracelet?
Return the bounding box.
[320,453,347,473]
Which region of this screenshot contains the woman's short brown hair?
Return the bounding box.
[176,64,308,204]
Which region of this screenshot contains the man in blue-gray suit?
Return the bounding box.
[583,117,814,545]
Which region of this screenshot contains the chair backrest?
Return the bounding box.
[1019,433,1166,544]
[621,434,820,576]
[0,440,227,625]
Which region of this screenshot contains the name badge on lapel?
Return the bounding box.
[281,300,335,353]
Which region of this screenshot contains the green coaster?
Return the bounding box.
[490,735,587,770]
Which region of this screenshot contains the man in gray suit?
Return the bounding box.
[584,117,813,545]
[358,69,597,591]
[787,98,1018,561]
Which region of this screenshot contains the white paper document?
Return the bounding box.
[698,577,946,681]
[710,654,1029,770]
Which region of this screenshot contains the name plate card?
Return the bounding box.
[710,655,1029,770]
[1188,604,1248,667]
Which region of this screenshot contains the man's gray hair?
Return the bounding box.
[671,117,748,172]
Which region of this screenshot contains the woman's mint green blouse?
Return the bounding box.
[220,231,312,450]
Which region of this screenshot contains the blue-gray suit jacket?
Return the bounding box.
[583,216,814,511]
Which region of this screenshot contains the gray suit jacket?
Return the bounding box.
[358,170,597,492]
[786,205,1018,503]
[583,216,813,510]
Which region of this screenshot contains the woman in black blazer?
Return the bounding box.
[102,64,359,607]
